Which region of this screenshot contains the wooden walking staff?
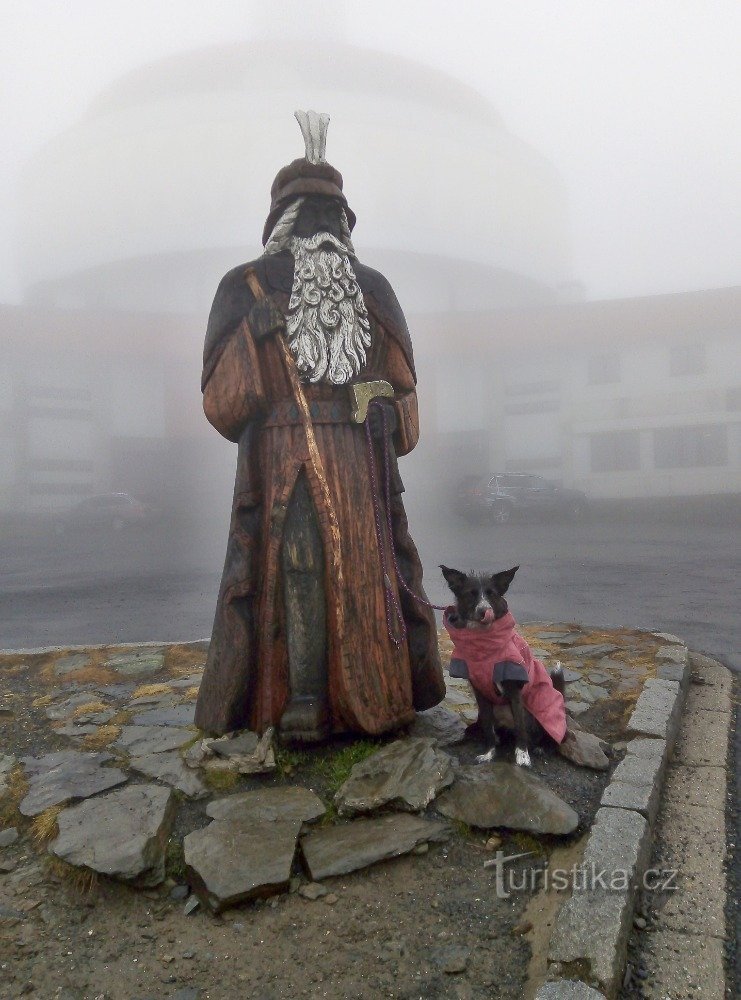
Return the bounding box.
[243,269,345,728]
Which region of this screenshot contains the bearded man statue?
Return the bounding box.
[195,111,445,742]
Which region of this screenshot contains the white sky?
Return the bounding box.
[1,0,740,302]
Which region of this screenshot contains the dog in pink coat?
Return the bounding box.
[441,565,567,767]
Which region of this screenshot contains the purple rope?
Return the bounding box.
[365,402,448,642]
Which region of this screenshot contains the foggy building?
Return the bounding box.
[2,35,570,514]
[416,286,741,500]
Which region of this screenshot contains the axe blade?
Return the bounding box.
[350,380,394,423]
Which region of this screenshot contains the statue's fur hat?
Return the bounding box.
[262,111,356,245]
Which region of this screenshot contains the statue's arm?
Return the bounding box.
[202,318,266,443]
[384,336,420,457]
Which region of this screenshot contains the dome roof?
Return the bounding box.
[17,39,570,313]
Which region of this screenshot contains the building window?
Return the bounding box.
[589,431,640,472]
[654,425,727,468]
[669,343,706,377]
[588,353,620,385]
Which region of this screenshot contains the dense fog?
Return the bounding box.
[1,1,739,654]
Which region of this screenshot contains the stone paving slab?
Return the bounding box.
[535,982,606,999]
[658,868,727,939]
[661,764,726,811]
[636,928,726,998]
[19,750,128,816]
[184,817,302,913]
[205,787,326,825]
[113,725,194,756]
[50,784,175,887]
[673,708,731,766]
[300,814,450,880]
[548,807,651,998]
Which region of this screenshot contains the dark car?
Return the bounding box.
[57,493,156,533]
[456,473,588,524]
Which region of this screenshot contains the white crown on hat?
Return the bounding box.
[294,109,330,165]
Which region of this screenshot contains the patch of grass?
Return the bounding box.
[82,724,121,750]
[132,683,172,699]
[314,740,379,793]
[509,831,547,858]
[275,746,310,778]
[110,709,133,726]
[165,838,186,880]
[30,804,64,845]
[165,644,207,677]
[45,856,99,896]
[182,686,200,702]
[0,766,28,825]
[31,694,54,708]
[203,766,240,792]
[71,700,108,719]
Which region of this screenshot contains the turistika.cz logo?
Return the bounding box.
[485,851,678,900]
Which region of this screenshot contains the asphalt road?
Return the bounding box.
[1,504,739,672]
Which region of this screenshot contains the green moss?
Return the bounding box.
[203,767,241,792]
[275,746,311,778]
[313,740,379,793]
[165,838,186,880]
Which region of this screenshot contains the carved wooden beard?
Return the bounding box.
[286,232,371,385]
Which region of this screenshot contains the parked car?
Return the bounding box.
[455,473,588,524]
[57,493,156,533]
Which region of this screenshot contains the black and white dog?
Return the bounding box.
[441,565,567,767]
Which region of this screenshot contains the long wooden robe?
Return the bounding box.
[194,250,445,736]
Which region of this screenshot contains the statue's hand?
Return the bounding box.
[368,400,398,439]
[248,297,286,340]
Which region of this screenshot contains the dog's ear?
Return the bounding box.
[440,565,467,592]
[491,565,519,594]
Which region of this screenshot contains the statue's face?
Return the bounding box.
[292,197,343,239]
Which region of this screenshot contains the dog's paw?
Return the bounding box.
[475,748,497,764]
[515,747,532,768]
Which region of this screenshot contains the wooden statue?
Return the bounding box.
[195,110,445,742]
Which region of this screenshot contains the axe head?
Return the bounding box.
[350,380,394,423]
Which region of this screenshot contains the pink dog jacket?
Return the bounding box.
[443,610,567,744]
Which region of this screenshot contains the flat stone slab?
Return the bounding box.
[105,649,165,676]
[569,681,609,704]
[209,731,260,758]
[535,982,606,1000]
[626,678,682,745]
[566,644,619,658]
[0,827,18,848]
[184,817,301,912]
[50,784,175,887]
[409,705,467,746]
[300,813,450,880]
[169,674,203,689]
[549,806,651,997]
[206,786,325,824]
[334,738,454,816]
[131,704,196,728]
[130,752,208,799]
[45,692,108,721]
[113,725,193,756]
[53,653,92,676]
[19,751,128,816]
[435,763,578,834]
[561,669,581,683]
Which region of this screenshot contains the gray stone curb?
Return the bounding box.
[546,641,690,998]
